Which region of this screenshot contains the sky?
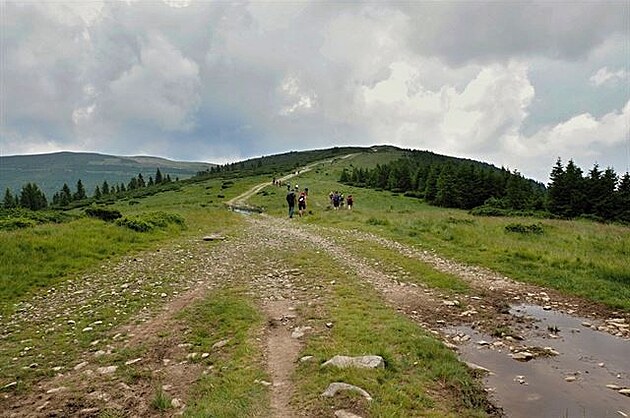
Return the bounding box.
[1,0,629,183]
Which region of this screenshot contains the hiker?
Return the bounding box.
[347,194,353,210]
[329,191,334,206]
[304,187,309,196]
[332,191,340,210]
[286,189,296,218]
[298,191,307,217]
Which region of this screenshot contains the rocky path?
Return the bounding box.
[2,184,629,416]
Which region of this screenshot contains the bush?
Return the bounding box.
[0,218,37,230]
[504,223,544,234]
[116,211,185,232]
[85,207,122,222]
[366,217,390,226]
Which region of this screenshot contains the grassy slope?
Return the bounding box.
[248,149,630,311]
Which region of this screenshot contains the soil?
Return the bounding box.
[1,176,628,418]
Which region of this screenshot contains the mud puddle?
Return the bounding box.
[445,304,630,418]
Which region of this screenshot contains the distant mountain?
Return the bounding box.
[0,151,215,198]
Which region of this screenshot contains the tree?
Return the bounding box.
[148,176,154,187]
[505,171,532,210]
[93,185,102,199]
[137,173,146,188]
[102,180,110,195]
[74,179,87,201]
[615,173,630,223]
[155,168,163,184]
[3,188,17,209]
[20,183,47,210]
[60,183,72,206]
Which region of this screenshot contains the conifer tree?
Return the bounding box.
[3,188,17,209]
[102,180,110,195]
[155,168,163,184]
[74,179,87,201]
[94,186,102,199]
[20,183,47,210]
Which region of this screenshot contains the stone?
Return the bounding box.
[202,234,225,241]
[124,358,142,365]
[46,387,66,394]
[74,361,89,371]
[321,355,385,370]
[606,384,622,390]
[465,362,491,373]
[82,327,93,332]
[2,382,17,390]
[97,365,118,375]
[171,398,184,408]
[291,326,312,339]
[201,353,210,359]
[619,389,630,397]
[79,408,99,414]
[335,410,364,418]
[299,356,314,363]
[510,351,534,362]
[321,382,372,401]
[212,339,229,349]
[565,376,577,382]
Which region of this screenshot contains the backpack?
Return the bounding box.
[286,192,295,204]
[298,195,305,203]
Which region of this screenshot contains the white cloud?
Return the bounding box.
[590,67,629,86]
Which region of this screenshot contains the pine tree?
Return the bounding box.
[615,173,630,223]
[20,183,47,210]
[148,176,154,187]
[74,179,87,201]
[3,188,17,209]
[155,168,163,184]
[60,183,72,206]
[102,180,110,195]
[137,173,146,188]
[94,186,102,199]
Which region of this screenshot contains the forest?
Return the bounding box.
[340,150,630,223]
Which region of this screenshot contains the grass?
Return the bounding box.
[177,288,268,417]
[248,153,630,311]
[274,249,492,417]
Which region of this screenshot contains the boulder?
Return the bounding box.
[322,382,372,401]
[321,355,385,369]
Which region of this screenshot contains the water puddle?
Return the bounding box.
[445,304,630,417]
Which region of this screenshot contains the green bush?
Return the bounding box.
[366,217,390,226]
[505,223,544,234]
[116,211,185,232]
[85,207,122,222]
[0,217,37,230]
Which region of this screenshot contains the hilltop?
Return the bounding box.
[0,151,215,198]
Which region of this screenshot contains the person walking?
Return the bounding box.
[347,194,353,210]
[286,189,296,218]
[298,191,307,217]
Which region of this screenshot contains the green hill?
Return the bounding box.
[0,151,215,198]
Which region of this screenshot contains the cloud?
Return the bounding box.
[590,67,629,86]
[2,1,628,181]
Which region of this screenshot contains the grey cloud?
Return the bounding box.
[400,1,628,65]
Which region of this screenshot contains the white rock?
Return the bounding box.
[291,326,312,339]
[97,365,117,375]
[321,382,372,401]
[74,361,89,371]
[565,376,577,382]
[321,355,385,369]
[335,410,364,418]
[299,356,314,363]
[171,398,184,408]
[212,339,229,349]
[124,358,142,365]
[46,387,66,394]
[82,327,93,332]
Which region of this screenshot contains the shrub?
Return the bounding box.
[504,223,544,234]
[85,207,122,222]
[0,218,37,230]
[366,217,390,226]
[116,211,185,232]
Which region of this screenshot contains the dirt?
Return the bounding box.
[1,177,628,417]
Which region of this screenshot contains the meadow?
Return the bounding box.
[248,151,630,311]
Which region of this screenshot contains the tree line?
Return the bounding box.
[340,151,630,223]
[2,168,174,211]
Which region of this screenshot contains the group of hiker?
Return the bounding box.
[284,180,353,219]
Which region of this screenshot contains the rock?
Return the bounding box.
[465,362,491,373]
[335,410,364,418]
[212,339,229,349]
[74,361,89,371]
[162,384,173,391]
[619,389,630,397]
[606,384,622,390]
[186,353,199,360]
[321,355,385,369]
[202,234,225,241]
[2,381,17,390]
[79,408,99,414]
[255,379,272,386]
[510,351,534,362]
[565,376,577,382]
[476,340,491,346]
[321,382,372,401]
[171,398,184,408]
[581,322,592,328]
[325,322,334,328]
[124,358,142,365]
[299,356,315,363]
[97,365,118,375]
[160,293,167,298]
[46,387,67,394]
[291,326,312,339]
[201,353,210,359]
[82,327,93,332]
